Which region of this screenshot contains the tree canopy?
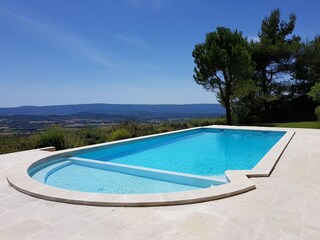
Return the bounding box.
[193,8,320,124]
[192,27,254,125]
[251,8,300,121]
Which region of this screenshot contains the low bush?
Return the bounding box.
[187,118,224,127]
[315,106,320,121]
[34,125,66,150]
[213,118,226,125]
[0,135,34,154]
[108,128,133,141]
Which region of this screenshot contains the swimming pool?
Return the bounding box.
[28,128,285,195]
[7,126,294,206]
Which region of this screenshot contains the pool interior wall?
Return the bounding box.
[29,128,285,194]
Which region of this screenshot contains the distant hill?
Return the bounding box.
[0,103,224,119]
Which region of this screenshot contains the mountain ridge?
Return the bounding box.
[0,103,224,117]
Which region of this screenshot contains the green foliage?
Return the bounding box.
[157,125,175,133]
[186,118,225,127]
[193,27,254,125]
[294,36,320,85]
[308,83,320,102]
[159,121,188,131]
[315,106,320,121]
[108,128,133,141]
[259,8,296,44]
[0,135,35,154]
[260,121,320,129]
[250,8,300,121]
[64,128,109,148]
[34,125,66,150]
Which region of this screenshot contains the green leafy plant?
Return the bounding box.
[108,128,133,141]
[315,106,320,121]
[34,125,66,150]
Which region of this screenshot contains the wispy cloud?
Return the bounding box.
[125,0,165,11]
[0,5,165,74]
[0,6,114,69]
[97,29,152,49]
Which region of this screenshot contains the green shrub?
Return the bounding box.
[0,135,34,154]
[159,121,188,131]
[69,128,107,147]
[34,125,66,150]
[157,126,175,133]
[112,120,139,135]
[214,118,226,125]
[315,106,320,121]
[134,124,157,136]
[108,128,133,141]
[187,118,222,127]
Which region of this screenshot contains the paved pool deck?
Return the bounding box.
[0,127,320,240]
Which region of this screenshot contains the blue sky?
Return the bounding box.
[0,0,319,107]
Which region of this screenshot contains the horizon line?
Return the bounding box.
[0,102,221,108]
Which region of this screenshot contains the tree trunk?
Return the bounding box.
[225,98,232,125]
[264,100,270,121]
[262,70,270,121]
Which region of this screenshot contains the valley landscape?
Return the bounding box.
[0,103,224,135]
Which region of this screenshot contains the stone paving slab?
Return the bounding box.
[0,127,320,239]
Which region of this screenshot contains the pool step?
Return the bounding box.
[69,157,226,188]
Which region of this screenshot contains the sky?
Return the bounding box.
[0,0,319,107]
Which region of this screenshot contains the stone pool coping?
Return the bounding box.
[6,126,295,207]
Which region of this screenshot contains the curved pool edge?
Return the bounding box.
[6,125,295,207]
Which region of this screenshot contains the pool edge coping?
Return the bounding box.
[6,125,295,207]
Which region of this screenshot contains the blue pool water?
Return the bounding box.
[45,163,200,194]
[29,128,285,194]
[77,129,284,176]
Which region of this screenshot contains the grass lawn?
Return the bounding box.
[259,121,320,129]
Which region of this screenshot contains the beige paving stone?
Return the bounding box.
[269,190,305,214]
[256,223,302,240]
[76,206,114,223]
[0,128,319,239]
[175,212,222,239]
[34,204,85,226]
[303,192,320,230]
[302,225,320,240]
[79,212,142,240]
[120,217,179,240]
[78,222,130,240]
[67,235,91,240]
[213,210,265,240]
[161,231,202,240]
[265,208,303,234]
[195,203,232,218]
[0,195,34,211]
[30,216,93,240]
[0,218,49,240]
[113,206,153,221]
[0,211,27,231]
